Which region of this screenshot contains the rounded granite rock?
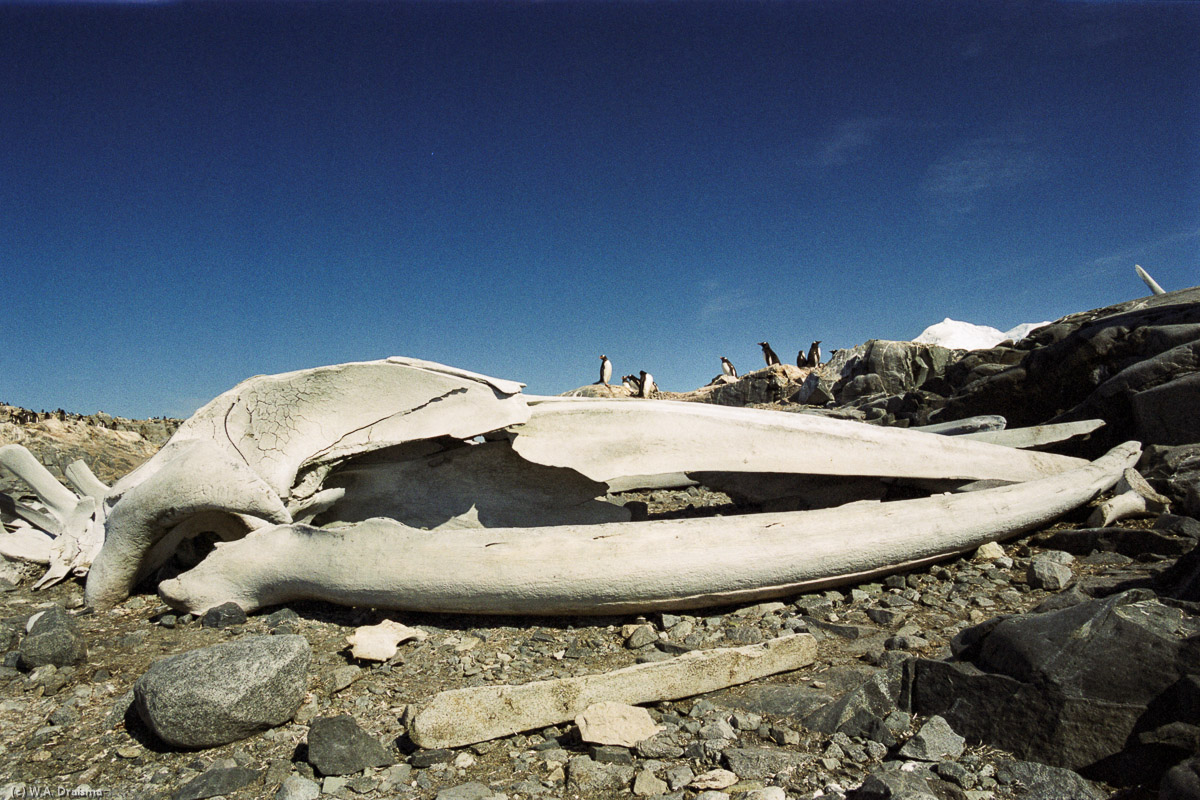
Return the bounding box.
[134,634,310,749]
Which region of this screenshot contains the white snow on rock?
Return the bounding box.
[913,318,1050,350]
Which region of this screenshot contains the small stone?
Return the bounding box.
[435,783,498,800]
[974,542,1005,561]
[330,665,362,693]
[306,715,394,776]
[744,788,787,800]
[899,715,966,761]
[690,768,739,790]
[159,615,178,629]
[633,769,668,796]
[19,605,87,669]
[410,748,455,768]
[172,766,260,800]
[590,745,634,765]
[1027,551,1075,591]
[201,602,247,628]
[665,764,695,791]
[625,625,658,649]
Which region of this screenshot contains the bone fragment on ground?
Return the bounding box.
[1087,467,1171,527]
[0,525,54,564]
[33,496,96,589]
[319,439,628,529]
[345,620,427,661]
[157,442,1139,616]
[407,634,817,749]
[511,398,1084,484]
[960,419,1106,449]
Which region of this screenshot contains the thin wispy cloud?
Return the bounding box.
[1090,226,1200,270]
[922,136,1039,219]
[697,279,753,325]
[811,117,895,167]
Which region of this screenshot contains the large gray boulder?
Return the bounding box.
[911,590,1200,784]
[134,634,310,748]
[832,340,961,402]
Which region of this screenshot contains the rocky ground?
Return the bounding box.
[0,470,1180,800]
[4,285,1200,800]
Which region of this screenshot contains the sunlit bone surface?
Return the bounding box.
[0,357,1126,614]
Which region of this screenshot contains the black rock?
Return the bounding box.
[1161,756,1200,800]
[590,745,634,764]
[201,602,247,629]
[993,759,1106,800]
[19,605,86,669]
[1034,526,1197,558]
[848,762,938,800]
[171,766,261,800]
[913,590,1200,784]
[307,715,395,775]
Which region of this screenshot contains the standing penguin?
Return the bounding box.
[806,341,822,368]
[758,341,781,367]
[720,356,738,378]
[638,370,657,398]
[599,354,613,385]
[622,374,641,394]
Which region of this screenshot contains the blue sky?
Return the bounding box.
[2,0,1197,419]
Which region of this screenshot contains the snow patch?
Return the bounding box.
[913,318,1051,350]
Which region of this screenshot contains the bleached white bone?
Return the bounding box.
[82,359,535,608]
[409,634,818,749]
[85,441,293,609]
[1086,467,1170,527]
[961,419,1105,449]
[1135,264,1166,295]
[63,460,110,504]
[510,398,1085,485]
[152,359,531,501]
[0,444,81,526]
[157,442,1139,616]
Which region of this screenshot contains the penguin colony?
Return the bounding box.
[594,340,823,397]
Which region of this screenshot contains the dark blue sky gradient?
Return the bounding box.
[2,0,1197,418]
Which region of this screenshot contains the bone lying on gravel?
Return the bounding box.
[960,419,1106,449]
[1087,467,1171,527]
[913,415,1007,436]
[345,620,428,661]
[156,442,1140,616]
[407,634,817,749]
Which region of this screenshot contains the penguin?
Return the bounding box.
[599,354,612,385]
[720,356,738,378]
[622,374,641,393]
[796,350,806,368]
[638,370,657,398]
[806,341,822,368]
[758,341,781,367]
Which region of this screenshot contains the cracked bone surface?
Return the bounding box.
[157,441,1139,615]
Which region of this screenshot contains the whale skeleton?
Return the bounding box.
[0,357,1133,614]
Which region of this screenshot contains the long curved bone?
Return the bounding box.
[158,442,1140,615]
[509,398,1085,486]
